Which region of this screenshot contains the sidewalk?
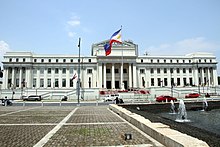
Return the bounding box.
[0,105,164,147]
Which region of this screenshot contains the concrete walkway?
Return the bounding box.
[0,105,164,147]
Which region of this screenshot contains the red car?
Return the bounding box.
[185,93,200,98]
[156,95,177,102]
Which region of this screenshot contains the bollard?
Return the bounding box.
[23,102,25,107]
[60,101,62,107]
[41,101,43,107]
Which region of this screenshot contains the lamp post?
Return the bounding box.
[77,38,81,106]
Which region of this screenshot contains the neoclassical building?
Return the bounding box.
[1,40,218,92]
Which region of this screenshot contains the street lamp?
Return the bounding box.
[77,38,81,106]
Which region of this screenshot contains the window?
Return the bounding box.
[157,59,159,63]
[33,78,36,88]
[189,60,191,63]
[63,59,66,63]
[16,79,19,87]
[49,59,51,62]
[40,79,44,87]
[151,78,154,86]
[106,69,111,73]
[56,59,58,63]
[164,78,167,86]
[88,59,91,62]
[170,60,172,63]
[140,69,145,74]
[150,68,154,74]
[204,59,206,63]
[170,68,173,73]
[177,78,180,86]
[71,59,73,62]
[40,68,44,74]
[41,59,44,63]
[176,60,179,63]
[210,59,212,63]
[183,60,185,63]
[70,79,73,87]
[16,58,19,62]
[62,79,66,87]
[47,79,51,87]
[183,68,186,73]
[157,78,161,86]
[70,68,73,74]
[177,68,180,73]
[33,68,37,74]
[157,68,160,74]
[55,79,59,87]
[34,59,37,62]
[9,58,12,62]
[141,59,143,63]
[89,77,91,88]
[87,69,92,74]
[48,68,51,74]
[123,69,127,73]
[23,58,26,62]
[115,69,119,73]
[151,59,153,63]
[164,68,167,74]
[62,68,66,74]
[189,68,192,73]
[55,68,59,74]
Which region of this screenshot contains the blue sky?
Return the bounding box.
[0,0,220,74]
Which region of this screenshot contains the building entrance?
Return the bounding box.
[106,81,111,89]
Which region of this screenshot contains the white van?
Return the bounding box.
[103,94,120,102]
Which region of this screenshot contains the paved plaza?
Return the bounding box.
[0,105,164,147]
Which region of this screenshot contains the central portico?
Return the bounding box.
[92,40,138,90]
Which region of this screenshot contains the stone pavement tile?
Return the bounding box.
[67,106,124,123]
[44,124,154,147]
[0,125,55,147]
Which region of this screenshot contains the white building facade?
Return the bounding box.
[1,40,218,92]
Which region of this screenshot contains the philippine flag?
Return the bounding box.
[104,29,122,56]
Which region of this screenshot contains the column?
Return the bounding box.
[168,68,171,87]
[112,63,115,89]
[120,63,123,89]
[133,64,137,88]
[129,63,132,88]
[146,68,151,88]
[201,68,205,85]
[98,63,103,88]
[180,68,184,86]
[207,68,210,86]
[194,67,198,86]
[27,68,32,88]
[66,68,70,88]
[44,69,47,88]
[103,63,106,88]
[213,68,218,86]
[36,69,40,88]
[19,68,22,88]
[3,68,8,89]
[59,68,62,88]
[11,68,15,87]
[51,68,55,88]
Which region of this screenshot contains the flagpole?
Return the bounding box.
[77,38,81,106]
[121,25,124,90]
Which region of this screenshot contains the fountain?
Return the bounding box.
[202,97,208,111]
[169,100,176,114]
[175,99,190,122]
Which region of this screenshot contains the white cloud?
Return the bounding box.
[68,31,76,38]
[146,37,220,56]
[67,15,81,27]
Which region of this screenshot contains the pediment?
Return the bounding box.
[92,40,136,48]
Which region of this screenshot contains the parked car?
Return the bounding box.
[185,93,200,98]
[156,95,177,102]
[104,94,120,102]
[61,96,68,101]
[23,95,42,101]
